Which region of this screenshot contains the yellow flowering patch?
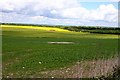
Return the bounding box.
[1,25,71,32]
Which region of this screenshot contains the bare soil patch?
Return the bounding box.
[47,30,56,33]
[48,42,75,44]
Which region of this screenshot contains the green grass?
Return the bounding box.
[2,25,118,77]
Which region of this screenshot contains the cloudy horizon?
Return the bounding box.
[0,0,119,27]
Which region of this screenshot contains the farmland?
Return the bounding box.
[2,24,119,78]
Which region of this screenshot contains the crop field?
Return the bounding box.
[2,25,119,78]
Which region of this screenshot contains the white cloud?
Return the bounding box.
[0,0,79,14]
[88,4,118,22]
[0,0,29,12]
[61,7,89,19]
[1,12,32,23]
[78,0,119,2]
[0,12,2,22]
[59,4,118,22]
[0,0,118,27]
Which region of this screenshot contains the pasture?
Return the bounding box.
[2,25,118,78]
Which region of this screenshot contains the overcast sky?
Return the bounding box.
[0,0,119,27]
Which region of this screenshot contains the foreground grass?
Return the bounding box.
[2,25,118,78]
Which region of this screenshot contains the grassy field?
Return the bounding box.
[2,25,118,78]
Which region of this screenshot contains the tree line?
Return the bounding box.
[1,23,120,35]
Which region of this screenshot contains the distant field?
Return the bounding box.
[2,25,118,78]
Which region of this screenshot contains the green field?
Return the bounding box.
[2,25,118,78]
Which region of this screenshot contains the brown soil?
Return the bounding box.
[40,58,118,78]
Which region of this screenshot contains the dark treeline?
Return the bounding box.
[62,27,120,35]
[1,23,120,34]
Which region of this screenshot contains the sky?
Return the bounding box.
[0,0,119,27]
